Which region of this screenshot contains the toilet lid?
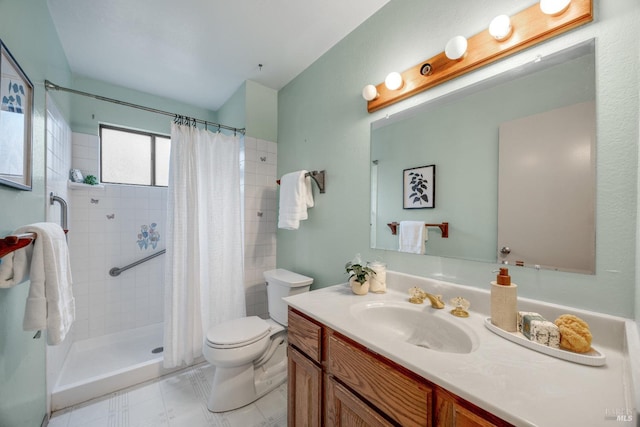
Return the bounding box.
[206,316,270,348]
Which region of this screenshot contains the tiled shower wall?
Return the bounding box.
[45,97,73,407]
[69,133,166,340]
[68,132,276,341]
[242,137,278,319]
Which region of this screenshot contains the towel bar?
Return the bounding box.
[387,221,449,238]
[0,233,37,258]
[276,170,326,193]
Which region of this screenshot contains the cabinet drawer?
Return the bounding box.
[327,333,432,427]
[288,308,322,363]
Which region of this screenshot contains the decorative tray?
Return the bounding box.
[484,317,606,367]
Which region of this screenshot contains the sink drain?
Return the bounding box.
[151,346,164,354]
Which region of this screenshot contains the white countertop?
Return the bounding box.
[284,271,637,427]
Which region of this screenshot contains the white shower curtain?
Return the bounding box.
[163,123,246,368]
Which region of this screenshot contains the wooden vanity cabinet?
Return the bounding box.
[287,307,512,427]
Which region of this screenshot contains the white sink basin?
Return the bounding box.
[350,301,479,354]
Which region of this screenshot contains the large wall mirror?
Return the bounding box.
[371,40,596,274]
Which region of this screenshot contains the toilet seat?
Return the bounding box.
[206,316,270,349]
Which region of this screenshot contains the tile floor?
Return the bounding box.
[48,363,287,427]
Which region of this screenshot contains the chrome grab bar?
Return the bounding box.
[50,192,68,231]
[109,249,166,277]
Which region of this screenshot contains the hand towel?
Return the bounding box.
[278,170,314,230]
[0,243,32,288]
[14,222,75,345]
[398,221,427,254]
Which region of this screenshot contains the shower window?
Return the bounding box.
[100,125,170,186]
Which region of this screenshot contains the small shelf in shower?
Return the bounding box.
[68,180,105,190]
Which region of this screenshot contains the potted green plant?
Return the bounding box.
[345,255,376,295]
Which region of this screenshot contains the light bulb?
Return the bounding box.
[489,15,513,41]
[384,72,403,91]
[540,0,571,16]
[445,36,468,60]
[362,84,379,101]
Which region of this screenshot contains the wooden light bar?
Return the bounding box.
[366,0,593,113]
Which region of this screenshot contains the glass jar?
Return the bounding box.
[367,261,387,293]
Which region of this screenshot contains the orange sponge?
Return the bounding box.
[554,314,592,353]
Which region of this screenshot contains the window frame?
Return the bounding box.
[99,124,170,187]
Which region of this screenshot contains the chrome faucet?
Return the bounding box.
[408,287,445,309]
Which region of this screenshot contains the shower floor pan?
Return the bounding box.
[51,323,200,411]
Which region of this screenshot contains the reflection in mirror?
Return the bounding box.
[370,40,595,274]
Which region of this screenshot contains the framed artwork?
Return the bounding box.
[0,39,33,191]
[403,164,435,209]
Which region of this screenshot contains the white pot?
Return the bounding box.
[349,276,370,295]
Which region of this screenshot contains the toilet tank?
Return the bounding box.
[264,269,313,326]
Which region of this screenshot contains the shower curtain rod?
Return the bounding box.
[44,80,245,135]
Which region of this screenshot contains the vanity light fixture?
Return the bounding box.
[420,63,433,76]
[361,84,379,101]
[540,0,571,16]
[384,72,403,90]
[444,36,468,60]
[364,0,592,113]
[489,15,513,41]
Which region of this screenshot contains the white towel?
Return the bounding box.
[398,221,427,254]
[278,170,314,230]
[14,222,75,345]
[0,243,32,288]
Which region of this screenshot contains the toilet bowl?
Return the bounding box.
[203,269,313,412]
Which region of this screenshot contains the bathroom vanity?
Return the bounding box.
[285,271,638,426]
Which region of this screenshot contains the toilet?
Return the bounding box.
[203,268,313,412]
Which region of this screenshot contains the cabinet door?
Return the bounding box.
[435,389,505,427]
[325,375,394,427]
[288,346,322,427]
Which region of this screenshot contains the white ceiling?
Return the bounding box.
[46,0,390,111]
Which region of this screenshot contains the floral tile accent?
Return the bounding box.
[137,223,160,250]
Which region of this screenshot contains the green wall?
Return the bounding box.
[0,1,72,426]
[217,82,246,133]
[218,80,278,141]
[245,80,277,142]
[277,0,640,318]
[69,75,217,136]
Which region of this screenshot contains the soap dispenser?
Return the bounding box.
[490,268,518,332]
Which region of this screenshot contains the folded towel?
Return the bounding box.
[0,243,32,288]
[398,221,427,254]
[278,170,314,230]
[14,223,75,345]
